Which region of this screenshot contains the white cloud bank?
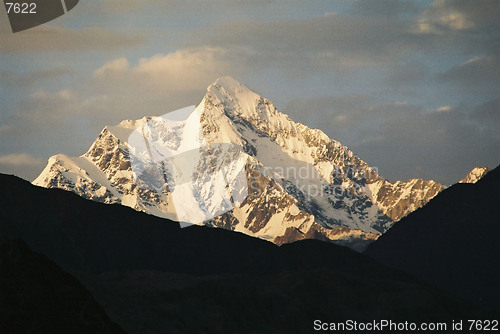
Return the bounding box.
[94,47,234,92]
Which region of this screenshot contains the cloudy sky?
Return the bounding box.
[0,0,499,185]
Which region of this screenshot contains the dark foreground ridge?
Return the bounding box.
[0,173,497,333]
[366,165,500,311]
[0,237,125,333]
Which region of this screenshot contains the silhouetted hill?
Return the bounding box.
[0,173,497,333]
[0,237,125,334]
[366,165,500,310]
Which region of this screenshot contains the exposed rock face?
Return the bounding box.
[33,77,444,250]
[459,166,491,184]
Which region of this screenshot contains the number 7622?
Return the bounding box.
[5,2,37,14]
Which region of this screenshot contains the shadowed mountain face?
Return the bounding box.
[0,238,124,334]
[77,268,495,334]
[0,173,497,333]
[366,165,500,310]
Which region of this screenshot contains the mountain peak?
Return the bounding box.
[32,77,444,251]
[208,76,252,98]
[211,76,247,92]
[206,77,261,113]
[459,166,490,184]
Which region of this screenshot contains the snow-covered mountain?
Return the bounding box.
[33,77,443,250]
[459,166,490,184]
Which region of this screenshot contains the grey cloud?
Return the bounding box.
[471,98,500,137]
[0,89,101,160]
[351,0,419,17]
[284,95,411,153]
[1,68,73,89]
[187,14,433,72]
[0,153,45,181]
[415,1,500,53]
[84,0,270,14]
[362,105,500,183]
[176,1,499,79]
[91,48,237,94]
[15,90,80,124]
[0,153,43,166]
[438,56,500,87]
[434,0,500,29]
[79,0,183,15]
[387,61,430,86]
[0,26,146,54]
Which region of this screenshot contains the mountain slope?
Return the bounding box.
[0,237,125,334]
[1,173,496,333]
[366,164,500,310]
[33,77,443,250]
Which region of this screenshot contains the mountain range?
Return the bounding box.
[33,77,445,250]
[1,173,496,333]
